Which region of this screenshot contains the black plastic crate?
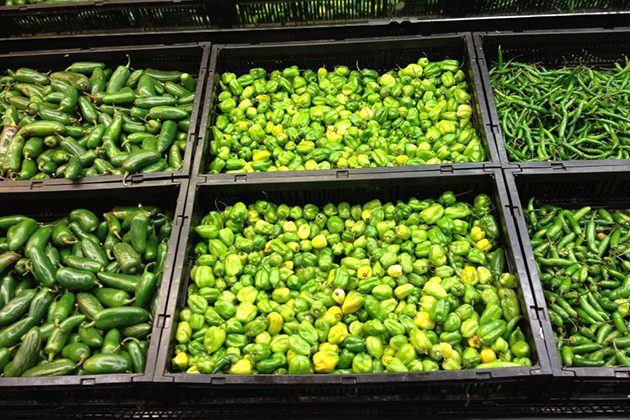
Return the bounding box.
[0,178,187,400]
[233,0,396,26]
[395,0,626,19]
[153,167,550,400]
[0,43,209,190]
[193,34,499,186]
[503,166,630,398]
[9,399,630,418]
[3,399,630,418]
[474,28,630,169]
[0,0,226,38]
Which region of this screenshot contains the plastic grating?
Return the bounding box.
[234,0,397,25]
[396,0,626,18]
[1,0,216,37]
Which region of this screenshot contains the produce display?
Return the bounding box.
[0,61,196,182]
[171,192,533,374]
[0,205,171,376]
[208,59,485,173]
[525,202,630,367]
[489,51,630,162]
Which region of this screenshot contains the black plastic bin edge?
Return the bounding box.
[472,28,630,170]
[0,177,188,388]
[502,167,630,381]
[0,42,210,190]
[153,167,551,389]
[190,33,501,186]
[0,0,223,38]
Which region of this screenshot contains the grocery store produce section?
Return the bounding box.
[0,1,628,417]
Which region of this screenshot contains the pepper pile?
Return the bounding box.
[490,51,630,162]
[525,201,630,367]
[0,205,171,376]
[172,192,533,374]
[208,59,485,173]
[0,61,196,181]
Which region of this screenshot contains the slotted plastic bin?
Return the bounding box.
[395,0,626,20]
[233,0,396,26]
[0,178,187,401]
[474,28,630,169]
[153,167,551,401]
[0,0,225,38]
[0,43,209,190]
[504,166,630,398]
[194,34,499,186]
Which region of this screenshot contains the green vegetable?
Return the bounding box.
[0,205,170,376]
[527,201,630,367]
[0,62,195,181]
[208,60,484,174]
[490,53,630,162]
[172,192,531,374]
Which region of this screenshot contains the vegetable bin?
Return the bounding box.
[194,34,499,184]
[0,178,186,402]
[154,168,550,402]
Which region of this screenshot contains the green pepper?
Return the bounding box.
[478,319,507,345]
[420,204,445,225]
[480,303,503,326]
[350,352,372,373]
[287,354,311,374]
[201,326,225,354]
[92,307,150,329]
[83,353,131,374]
[55,267,96,291]
[4,326,41,377]
[8,218,38,252]
[473,194,492,216]
[429,298,451,323]
[363,296,387,321]
[257,352,286,373]
[288,334,311,356]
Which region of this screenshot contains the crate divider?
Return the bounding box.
[0,42,210,190]
[195,163,502,186]
[473,28,630,169]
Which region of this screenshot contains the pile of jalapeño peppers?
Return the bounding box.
[0,61,196,182]
[0,205,171,376]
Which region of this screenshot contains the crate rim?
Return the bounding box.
[0,177,188,388]
[191,32,501,183]
[0,0,205,12]
[194,163,501,185]
[153,167,552,385]
[503,166,630,379]
[472,27,630,169]
[0,42,210,190]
